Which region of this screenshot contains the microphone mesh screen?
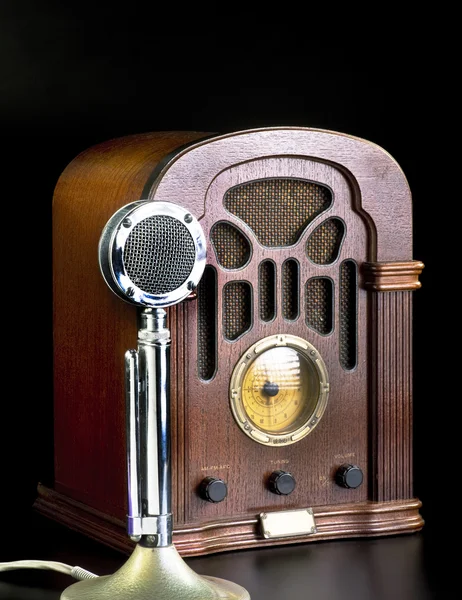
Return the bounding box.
[124,215,196,294]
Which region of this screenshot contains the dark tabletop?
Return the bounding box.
[0,509,448,600]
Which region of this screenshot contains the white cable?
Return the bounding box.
[0,560,98,580]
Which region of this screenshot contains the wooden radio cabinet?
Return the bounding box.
[41,127,425,556]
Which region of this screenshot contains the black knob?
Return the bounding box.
[262,381,279,397]
[268,470,296,495]
[199,477,228,503]
[335,464,364,489]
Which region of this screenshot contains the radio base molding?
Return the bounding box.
[35,484,423,557]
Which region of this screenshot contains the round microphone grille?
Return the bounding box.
[124,215,196,295]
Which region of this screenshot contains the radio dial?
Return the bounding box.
[229,335,330,447]
[199,477,228,503]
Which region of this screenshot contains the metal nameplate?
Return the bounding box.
[260,508,317,539]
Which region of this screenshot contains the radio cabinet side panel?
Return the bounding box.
[52,131,210,517]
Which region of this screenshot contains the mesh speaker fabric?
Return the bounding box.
[210,222,251,269]
[306,218,345,264]
[224,178,332,247]
[339,260,357,370]
[305,278,333,335]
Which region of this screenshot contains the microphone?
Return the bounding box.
[98,200,206,307]
[61,200,250,600]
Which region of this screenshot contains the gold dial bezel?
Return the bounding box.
[229,334,330,447]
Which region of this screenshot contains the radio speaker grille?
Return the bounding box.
[223,281,252,341]
[197,266,217,381]
[259,260,276,322]
[339,260,357,370]
[307,218,345,264]
[305,278,333,334]
[282,259,299,320]
[197,177,358,377]
[210,222,250,269]
[224,178,332,247]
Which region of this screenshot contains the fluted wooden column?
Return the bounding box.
[363,261,424,501]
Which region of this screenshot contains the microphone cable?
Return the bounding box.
[0,560,98,580]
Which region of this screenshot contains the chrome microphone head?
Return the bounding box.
[98,201,206,307]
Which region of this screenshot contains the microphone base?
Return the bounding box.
[60,542,250,599]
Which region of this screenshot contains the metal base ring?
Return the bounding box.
[60,543,250,599]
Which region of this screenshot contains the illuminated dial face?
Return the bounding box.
[242,346,316,433]
[230,335,329,446]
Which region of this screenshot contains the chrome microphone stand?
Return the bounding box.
[125,308,173,548]
[61,306,250,599]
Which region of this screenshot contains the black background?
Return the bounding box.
[0,2,451,550]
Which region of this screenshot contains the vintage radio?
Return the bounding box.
[41,127,425,557]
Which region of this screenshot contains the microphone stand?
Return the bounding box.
[61,308,250,599]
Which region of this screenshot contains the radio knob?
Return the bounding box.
[335,464,364,489]
[199,477,228,503]
[268,470,296,495]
